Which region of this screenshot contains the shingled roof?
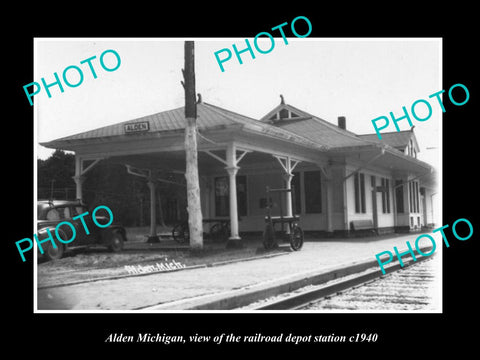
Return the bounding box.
[260,102,382,149]
[43,102,243,142]
[358,129,418,151]
[41,100,427,166]
[40,102,328,151]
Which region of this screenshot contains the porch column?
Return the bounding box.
[274,155,300,234]
[147,178,159,243]
[73,155,85,201]
[226,143,242,248]
[283,172,294,218]
[73,176,85,201]
[203,144,250,248]
[73,155,103,202]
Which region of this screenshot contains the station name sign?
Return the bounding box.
[124,121,150,134]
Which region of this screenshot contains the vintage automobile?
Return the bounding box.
[37,199,127,261]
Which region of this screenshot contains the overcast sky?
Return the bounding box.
[35,38,441,167]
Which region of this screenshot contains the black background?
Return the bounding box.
[5,5,477,355]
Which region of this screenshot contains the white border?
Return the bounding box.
[33,37,443,314]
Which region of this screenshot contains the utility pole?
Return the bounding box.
[182,41,203,250]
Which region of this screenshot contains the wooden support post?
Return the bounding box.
[73,156,84,201]
[183,41,203,250]
[147,177,159,243]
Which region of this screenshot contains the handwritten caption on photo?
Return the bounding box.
[124,259,187,275]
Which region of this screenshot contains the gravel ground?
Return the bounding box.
[302,255,441,311]
[36,231,441,310]
[36,234,289,288]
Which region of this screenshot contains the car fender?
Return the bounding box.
[36,226,66,254]
[98,225,127,245]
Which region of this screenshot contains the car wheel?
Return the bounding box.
[108,232,125,252]
[44,241,65,261]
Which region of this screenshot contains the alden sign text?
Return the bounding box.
[124,121,149,134]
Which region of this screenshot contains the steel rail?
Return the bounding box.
[252,254,434,310]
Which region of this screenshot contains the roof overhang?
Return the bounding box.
[39,101,435,180]
[330,143,433,176]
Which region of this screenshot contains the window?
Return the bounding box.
[292,171,301,214]
[381,178,391,214]
[415,181,420,212]
[395,180,404,213]
[408,180,420,213]
[214,176,247,217]
[46,206,71,220]
[215,177,228,217]
[409,182,413,213]
[354,173,366,213]
[304,171,322,213]
[237,176,247,217]
[46,209,60,221]
[279,108,289,119]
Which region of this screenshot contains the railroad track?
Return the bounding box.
[248,254,438,310]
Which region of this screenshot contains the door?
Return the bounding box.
[70,205,97,245]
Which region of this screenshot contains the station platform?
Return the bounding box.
[36,232,441,311]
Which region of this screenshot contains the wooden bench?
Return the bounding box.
[350,219,374,231]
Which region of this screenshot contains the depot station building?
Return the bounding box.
[41,96,438,247]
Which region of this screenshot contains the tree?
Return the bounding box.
[182,41,203,250]
[37,150,75,199]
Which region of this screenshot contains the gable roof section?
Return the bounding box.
[358,128,419,152]
[258,103,433,173]
[260,103,380,149]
